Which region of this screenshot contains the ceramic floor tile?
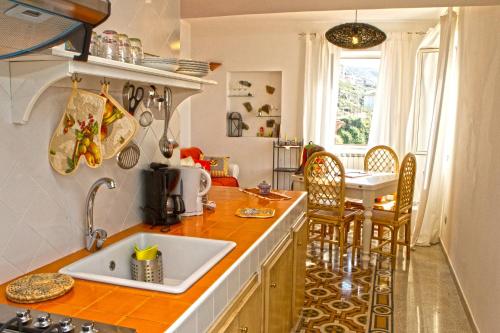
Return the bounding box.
[298,241,384,333]
[298,237,474,333]
[393,245,474,333]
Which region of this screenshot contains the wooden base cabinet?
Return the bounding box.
[292,215,308,328]
[208,275,263,333]
[263,235,294,333]
[209,208,308,333]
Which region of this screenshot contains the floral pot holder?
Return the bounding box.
[49,84,106,175]
[100,83,138,159]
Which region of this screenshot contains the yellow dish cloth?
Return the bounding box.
[134,244,158,261]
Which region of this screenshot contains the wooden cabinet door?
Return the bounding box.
[208,275,262,333]
[223,316,241,333]
[238,283,263,333]
[292,215,308,328]
[263,235,294,333]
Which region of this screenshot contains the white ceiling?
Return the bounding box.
[185,8,444,23]
[181,0,497,18]
[185,8,444,34]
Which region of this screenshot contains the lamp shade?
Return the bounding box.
[325,22,386,49]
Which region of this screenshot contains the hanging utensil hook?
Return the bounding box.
[71,73,82,83]
[100,77,110,86]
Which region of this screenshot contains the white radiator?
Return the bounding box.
[338,152,365,170]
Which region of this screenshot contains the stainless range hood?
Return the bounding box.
[0,0,110,61]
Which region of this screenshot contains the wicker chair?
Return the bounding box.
[364,145,399,173]
[370,153,417,268]
[305,152,362,267]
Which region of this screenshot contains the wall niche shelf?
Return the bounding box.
[226,70,282,138]
[5,47,217,124]
[228,94,254,97]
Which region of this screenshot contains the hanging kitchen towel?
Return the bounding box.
[49,82,106,175]
[100,83,139,159]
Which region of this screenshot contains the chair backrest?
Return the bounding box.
[304,152,346,216]
[394,153,417,220]
[364,145,399,173]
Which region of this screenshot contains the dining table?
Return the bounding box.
[291,170,399,268]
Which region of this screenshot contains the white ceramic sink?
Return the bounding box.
[59,233,236,294]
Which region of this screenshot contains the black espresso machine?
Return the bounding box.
[142,163,185,227]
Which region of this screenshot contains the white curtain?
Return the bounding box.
[369,32,423,157]
[412,10,458,246]
[302,34,341,151]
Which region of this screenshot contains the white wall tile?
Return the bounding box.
[0,162,41,218]
[0,257,22,283]
[28,240,60,272]
[175,312,197,333]
[239,255,251,286]
[2,222,44,273]
[213,279,228,319]
[227,268,239,301]
[249,247,259,274]
[196,293,214,333]
[0,0,182,284]
[0,201,19,254]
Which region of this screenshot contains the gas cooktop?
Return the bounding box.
[0,304,135,333]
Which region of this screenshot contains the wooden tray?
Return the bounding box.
[6,273,74,304]
[240,188,292,201]
[236,208,276,218]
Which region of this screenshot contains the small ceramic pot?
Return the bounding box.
[258,181,271,195]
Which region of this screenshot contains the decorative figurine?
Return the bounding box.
[243,102,253,112]
[239,80,252,87]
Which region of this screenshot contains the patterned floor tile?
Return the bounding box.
[298,240,394,333]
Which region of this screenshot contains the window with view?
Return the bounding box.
[336,55,380,145]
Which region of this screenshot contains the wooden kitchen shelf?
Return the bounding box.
[5,47,217,124]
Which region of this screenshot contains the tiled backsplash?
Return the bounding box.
[0,0,182,284]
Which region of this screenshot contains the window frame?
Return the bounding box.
[335,50,381,150]
[410,47,439,155]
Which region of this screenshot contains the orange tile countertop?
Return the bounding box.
[0,186,305,333]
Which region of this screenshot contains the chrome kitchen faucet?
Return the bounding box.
[85,177,116,252]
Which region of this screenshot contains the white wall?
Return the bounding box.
[0,0,182,284]
[189,22,303,188]
[440,6,500,332]
[188,15,438,188]
[179,20,192,147]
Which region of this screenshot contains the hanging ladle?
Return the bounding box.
[158,87,175,158]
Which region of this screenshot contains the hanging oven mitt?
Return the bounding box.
[49,81,107,175]
[100,83,139,159]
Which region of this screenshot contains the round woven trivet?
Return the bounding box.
[6,273,74,303]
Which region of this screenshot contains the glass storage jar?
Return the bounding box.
[117,33,132,63]
[129,38,143,64]
[99,30,119,60]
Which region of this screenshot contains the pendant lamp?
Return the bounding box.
[325,10,386,49]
